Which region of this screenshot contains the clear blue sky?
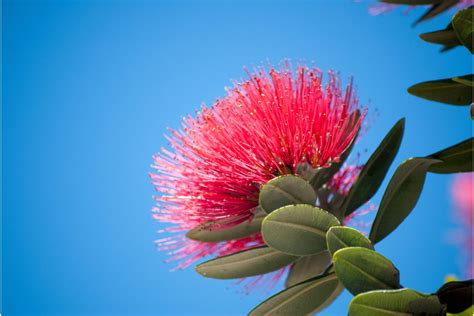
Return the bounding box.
[3,1,472,315]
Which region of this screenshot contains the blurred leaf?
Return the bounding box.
[333,247,401,296]
[408,77,472,105]
[381,0,442,3]
[414,0,458,25]
[349,288,445,316]
[437,279,474,313]
[449,306,474,316]
[326,226,373,256]
[259,175,316,214]
[420,23,461,48]
[452,74,474,87]
[452,6,473,54]
[249,273,343,316]
[285,251,332,288]
[186,209,265,242]
[341,119,405,218]
[262,204,340,256]
[195,246,297,279]
[369,158,440,244]
[427,138,473,173]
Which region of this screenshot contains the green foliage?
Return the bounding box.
[285,251,332,288]
[186,209,264,242]
[369,158,441,244]
[195,246,297,279]
[415,0,459,25]
[436,279,474,313]
[427,138,473,173]
[259,175,316,214]
[349,288,446,316]
[341,119,405,218]
[261,204,340,256]
[249,273,343,316]
[333,247,401,296]
[408,77,472,105]
[326,226,373,256]
[452,6,473,54]
[420,23,461,50]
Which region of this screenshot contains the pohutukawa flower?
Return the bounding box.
[368,0,473,16]
[151,63,366,268]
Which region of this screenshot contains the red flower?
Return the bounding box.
[151,64,365,268]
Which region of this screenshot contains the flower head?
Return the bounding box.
[151,64,365,268]
[451,173,474,278]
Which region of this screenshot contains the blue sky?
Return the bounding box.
[3,1,472,315]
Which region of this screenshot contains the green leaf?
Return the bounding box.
[262,204,340,256]
[381,0,441,4]
[195,246,297,279]
[285,251,332,288]
[414,0,458,25]
[326,226,373,256]
[420,24,461,48]
[427,138,473,173]
[186,210,265,242]
[437,279,474,314]
[452,6,473,54]
[259,175,316,214]
[369,158,440,244]
[249,273,343,316]
[408,77,472,105]
[349,288,445,316]
[333,247,401,296]
[452,75,474,87]
[341,119,405,218]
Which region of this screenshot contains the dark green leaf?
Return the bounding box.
[285,251,332,288]
[452,6,473,54]
[262,204,340,256]
[333,247,401,296]
[452,75,474,87]
[437,279,474,313]
[408,77,472,105]
[420,24,461,48]
[349,288,445,316]
[369,158,441,244]
[326,226,373,256]
[259,175,316,214]
[427,138,473,173]
[341,119,405,218]
[414,0,458,25]
[186,210,265,242]
[249,273,343,316]
[195,246,297,279]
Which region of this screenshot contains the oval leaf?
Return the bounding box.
[285,251,332,288]
[349,288,445,316]
[326,226,373,256]
[452,75,474,87]
[249,273,343,316]
[436,279,474,313]
[186,211,265,242]
[420,25,460,48]
[262,204,340,256]
[342,119,405,218]
[259,175,316,214]
[408,78,472,105]
[195,246,297,279]
[414,0,458,25]
[427,138,473,173]
[333,247,400,296]
[452,6,473,54]
[369,158,441,244]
